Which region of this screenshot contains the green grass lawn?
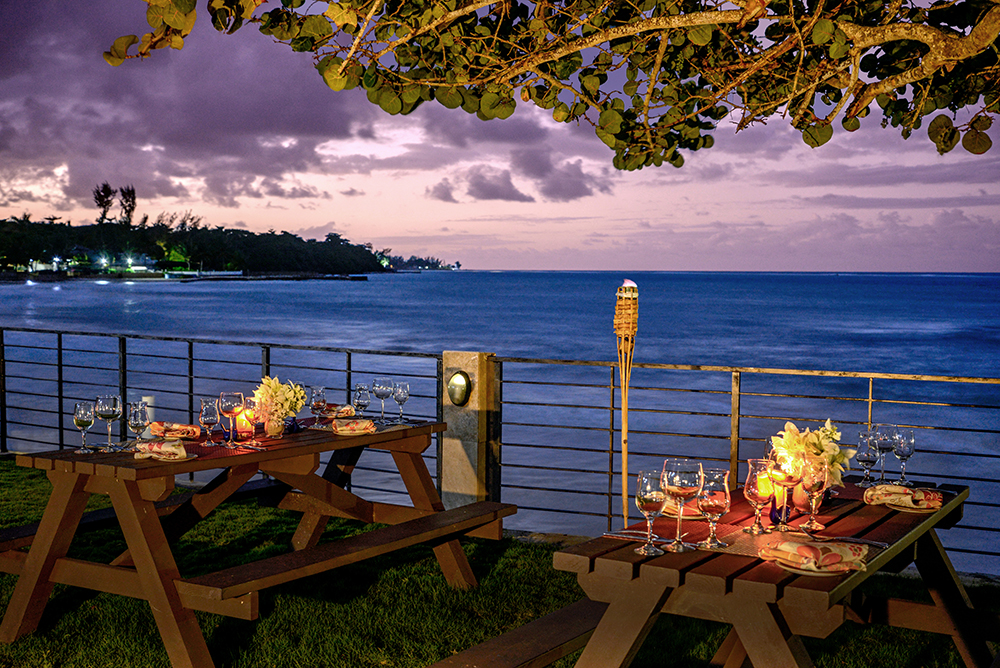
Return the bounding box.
[1,455,996,668]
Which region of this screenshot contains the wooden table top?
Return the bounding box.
[15,420,446,481]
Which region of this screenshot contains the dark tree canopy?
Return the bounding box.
[108,0,999,169]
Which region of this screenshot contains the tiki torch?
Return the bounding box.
[613,279,638,526]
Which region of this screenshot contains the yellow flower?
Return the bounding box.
[769,419,855,488]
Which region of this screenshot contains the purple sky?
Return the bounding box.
[2,1,999,271]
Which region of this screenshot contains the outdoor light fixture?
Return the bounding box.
[447,371,472,406]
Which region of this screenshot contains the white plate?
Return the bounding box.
[886,503,938,514]
[775,562,850,577]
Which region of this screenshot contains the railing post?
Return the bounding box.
[0,329,6,454]
[261,345,271,379]
[440,351,496,509]
[345,351,353,406]
[867,377,875,428]
[486,358,502,503]
[730,371,741,486]
[187,341,195,424]
[57,333,65,449]
[608,365,616,532]
[118,336,128,442]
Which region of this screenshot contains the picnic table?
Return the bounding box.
[0,420,515,668]
[554,481,996,668]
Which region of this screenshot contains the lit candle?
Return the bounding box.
[757,471,773,497]
[236,410,254,440]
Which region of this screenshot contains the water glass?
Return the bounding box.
[874,424,897,483]
[894,429,916,486]
[634,471,667,556]
[126,401,150,450]
[218,392,244,448]
[742,459,773,535]
[800,455,829,532]
[74,401,96,454]
[352,384,371,417]
[199,398,219,445]
[766,448,804,532]
[856,430,878,488]
[392,382,409,423]
[372,377,393,423]
[697,469,731,549]
[309,386,326,425]
[95,394,122,452]
[661,458,703,553]
[242,397,261,446]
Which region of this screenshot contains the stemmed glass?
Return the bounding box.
[766,449,804,532]
[95,394,122,452]
[352,384,371,417]
[242,397,262,446]
[392,382,409,424]
[199,398,219,446]
[309,387,327,425]
[874,424,898,483]
[742,459,773,535]
[661,458,703,553]
[73,401,96,454]
[633,470,667,556]
[855,430,878,488]
[218,392,244,449]
[126,401,150,451]
[800,455,829,532]
[697,468,731,549]
[372,377,393,423]
[894,429,916,486]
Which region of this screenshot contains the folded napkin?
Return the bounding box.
[134,439,189,461]
[863,484,943,509]
[663,497,701,517]
[760,539,868,573]
[149,421,201,440]
[332,418,377,435]
[322,403,356,418]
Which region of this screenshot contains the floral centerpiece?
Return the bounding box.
[252,376,306,437]
[770,419,856,488]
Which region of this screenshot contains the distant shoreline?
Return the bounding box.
[1,270,373,284]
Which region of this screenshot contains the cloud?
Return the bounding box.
[426,179,459,203]
[465,167,535,202]
[293,221,343,240]
[509,148,615,201]
[340,187,365,197]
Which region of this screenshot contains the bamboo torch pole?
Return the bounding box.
[613,280,638,527]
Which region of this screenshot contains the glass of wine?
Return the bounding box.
[126,401,150,451]
[661,458,703,553]
[200,398,219,446]
[894,429,916,486]
[74,401,96,454]
[697,468,731,549]
[874,424,898,483]
[372,377,393,423]
[634,470,667,556]
[352,384,371,417]
[95,394,122,452]
[800,455,829,532]
[218,391,244,449]
[766,448,804,532]
[392,382,409,424]
[309,386,327,426]
[856,430,878,488]
[742,458,773,535]
[242,397,262,446]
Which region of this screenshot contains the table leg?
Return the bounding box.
[914,529,994,668]
[728,600,813,668]
[711,628,751,668]
[573,579,672,668]
[0,471,89,642]
[109,479,214,668]
[391,451,478,589]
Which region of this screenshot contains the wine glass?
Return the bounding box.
[309,386,326,425]
[218,391,244,448]
[697,469,731,549]
[392,382,409,424]
[95,394,122,452]
[742,459,773,535]
[73,401,96,454]
[874,424,897,483]
[855,431,878,487]
[661,458,703,553]
[894,429,916,486]
[634,470,667,556]
[766,448,804,532]
[352,384,371,417]
[199,398,219,446]
[372,377,393,423]
[242,397,261,446]
[126,401,150,451]
[800,455,829,532]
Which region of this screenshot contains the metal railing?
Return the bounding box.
[494,356,1000,576]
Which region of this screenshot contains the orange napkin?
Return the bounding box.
[332,418,376,435]
[863,485,943,509]
[760,539,867,573]
[134,439,189,461]
[321,403,356,418]
[149,422,201,440]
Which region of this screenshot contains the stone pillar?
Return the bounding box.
[440,351,497,509]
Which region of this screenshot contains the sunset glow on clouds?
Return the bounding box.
[2,2,999,271]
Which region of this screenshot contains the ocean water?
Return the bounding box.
[2,271,999,573]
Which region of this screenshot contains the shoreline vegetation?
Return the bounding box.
[1,214,458,278]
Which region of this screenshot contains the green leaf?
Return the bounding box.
[172,0,197,14]
[300,15,333,39]
[282,0,306,7]
[377,89,403,115]
[687,24,713,47]
[802,124,834,148]
[971,115,993,132]
[595,127,617,148]
[828,40,850,59]
[962,129,992,155]
[324,3,358,28]
[926,114,953,142]
[436,87,464,109]
[811,19,835,45]
[842,116,861,132]
[599,108,623,134]
[105,34,139,66]
[552,102,570,122]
